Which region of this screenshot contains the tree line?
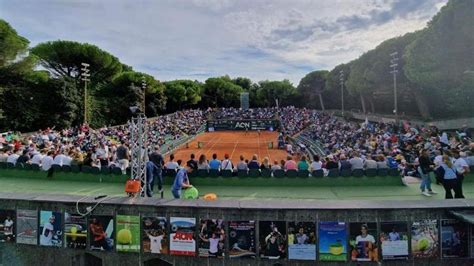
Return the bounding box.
[0,0,472,132]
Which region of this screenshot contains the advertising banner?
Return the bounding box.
[116,215,140,252]
[259,221,286,259]
[380,222,408,260]
[170,217,196,256]
[89,215,114,251]
[411,219,439,259]
[0,209,15,243]
[64,212,87,249]
[142,216,168,254]
[287,222,316,261]
[319,222,347,261]
[229,221,256,259]
[39,211,62,247]
[198,219,225,258]
[349,222,378,262]
[17,209,37,245]
[441,219,468,258]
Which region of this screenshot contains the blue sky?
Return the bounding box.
[0,0,447,84]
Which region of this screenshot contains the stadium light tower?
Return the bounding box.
[390,51,399,123]
[81,63,90,124]
[141,78,147,114]
[339,69,344,116]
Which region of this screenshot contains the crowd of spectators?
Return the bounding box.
[0,109,206,173]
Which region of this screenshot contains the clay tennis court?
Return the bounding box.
[171,131,289,164]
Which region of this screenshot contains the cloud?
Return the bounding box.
[0,0,448,84]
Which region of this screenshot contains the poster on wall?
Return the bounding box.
[349,222,378,262]
[288,222,316,260]
[229,221,256,259]
[198,219,225,258]
[319,222,347,261]
[380,222,409,260]
[441,219,468,258]
[411,219,439,259]
[64,212,87,249]
[142,216,168,254]
[170,217,196,256]
[259,221,287,259]
[116,215,140,252]
[17,209,37,245]
[88,215,114,251]
[39,211,63,247]
[0,209,16,243]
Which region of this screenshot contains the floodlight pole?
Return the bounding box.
[81,63,90,124]
[390,51,399,124]
[141,79,147,114]
[339,70,344,116]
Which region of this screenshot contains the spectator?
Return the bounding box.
[271,160,281,171]
[116,141,130,174]
[0,150,8,163]
[236,155,248,171]
[297,155,309,171]
[149,146,164,193]
[439,154,463,199]
[16,150,30,164]
[260,157,270,170]
[338,154,351,170]
[31,150,44,166]
[376,155,389,169]
[197,154,210,170]
[418,149,437,197]
[325,155,338,170]
[186,154,198,171]
[220,154,233,171]
[453,150,470,195]
[310,155,322,171]
[209,154,221,170]
[171,164,193,199]
[6,150,20,165]
[165,154,179,170]
[247,154,260,170]
[364,155,378,169]
[284,156,297,170]
[41,151,54,176]
[349,152,364,170]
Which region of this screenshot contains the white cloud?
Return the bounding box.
[0,0,447,84]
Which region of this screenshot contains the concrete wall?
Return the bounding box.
[1,193,474,265]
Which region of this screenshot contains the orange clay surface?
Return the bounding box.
[171,131,289,164]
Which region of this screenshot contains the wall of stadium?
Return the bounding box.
[0,192,473,265]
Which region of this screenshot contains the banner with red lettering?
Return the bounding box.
[170,217,196,256]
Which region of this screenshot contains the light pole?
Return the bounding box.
[141,79,147,114]
[390,52,399,123]
[81,63,90,124]
[339,69,344,116]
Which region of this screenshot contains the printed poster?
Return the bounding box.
[350,222,378,262]
[441,219,468,258]
[288,222,316,260]
[229,221,256,259]
[411,219,439,259]
[17,209,37,245]
[198,219,225,258]
[89,215,114,251]
[39,211,63,247]
[142,216,168,254]
[170,217,196,256]
[116,215,140,252]
[0,209,15,243]
[319,222,347,261]
[259,221,286,259]
[64,212,87,249]
[380,222,409,260]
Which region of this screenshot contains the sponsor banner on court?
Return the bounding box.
[319,222,347,261]
[207,120,278,131]
[116,215,140,252]
[288,222,316,261]
[17,209,37,245]
[170,217,196,256]
[411,219,439,259]
[64,212,87,249]
[380,222,408,260]
[441,219,468,258]
[198,219,225,258]
[259,221,287,259]
[229,221,256,259]
[0,209,16,243]
[39,210,63,247]
[142,216,168,254]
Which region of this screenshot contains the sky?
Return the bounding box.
[0,0,448,84]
